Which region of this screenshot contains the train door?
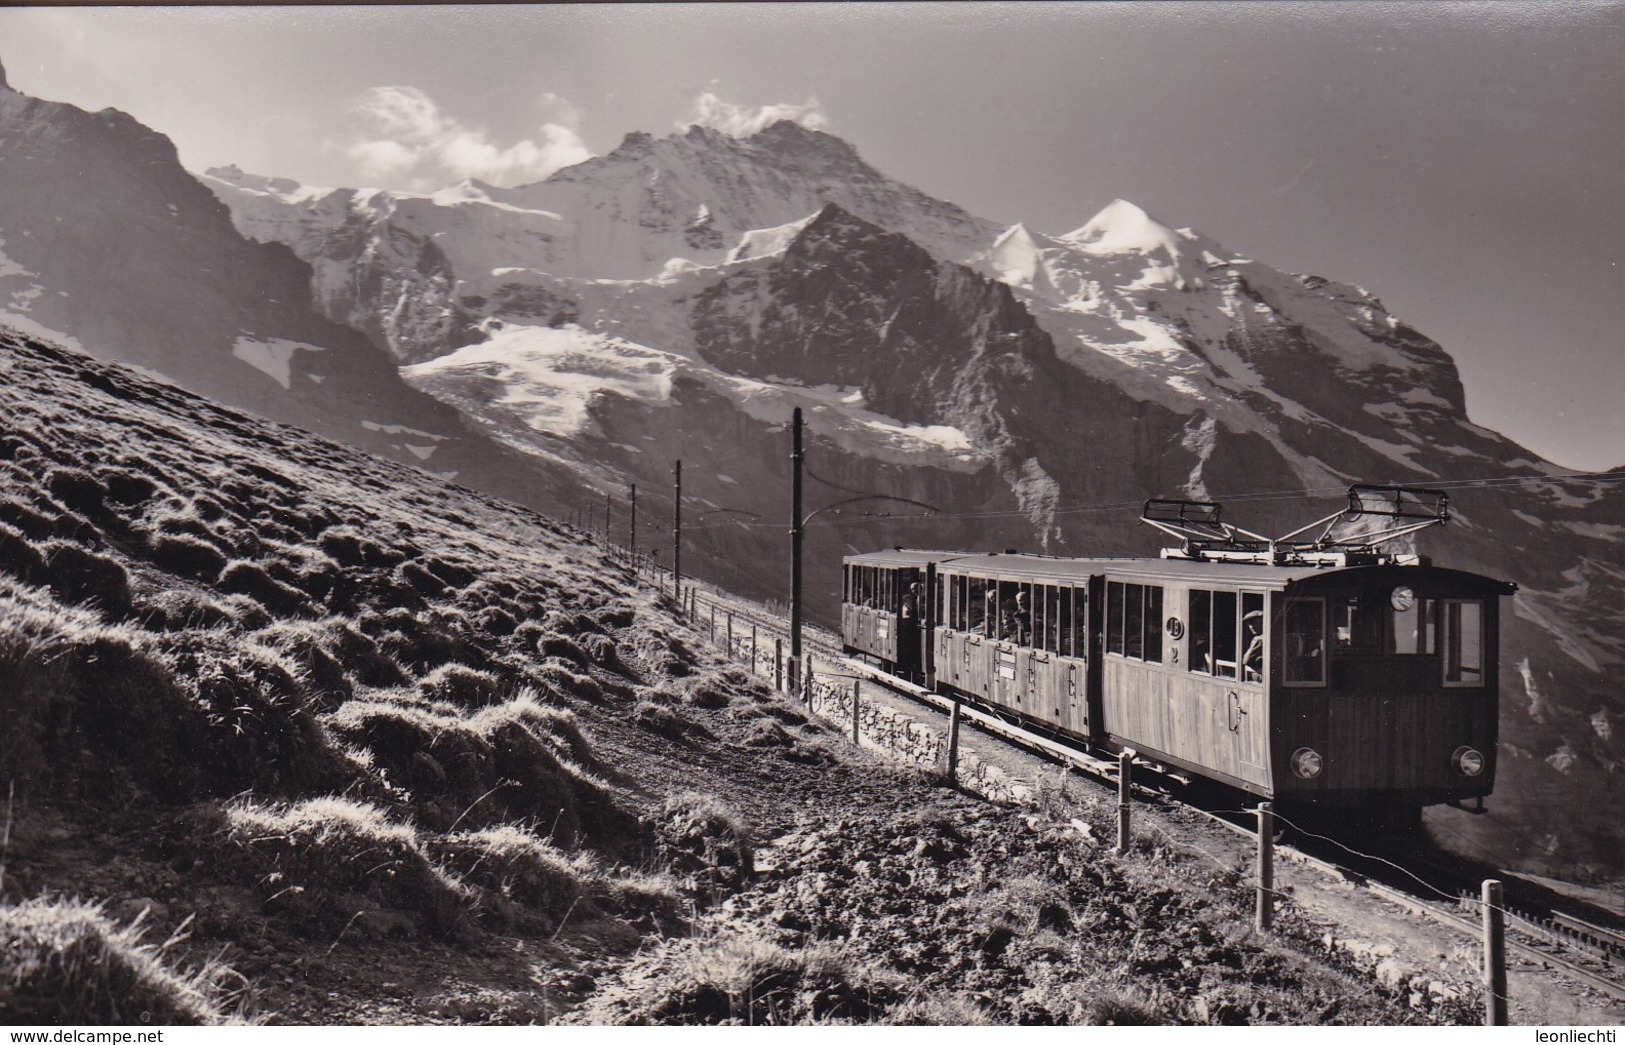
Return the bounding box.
[1230,590,1269,774]
[895,568,922,680]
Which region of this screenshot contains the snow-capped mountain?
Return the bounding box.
[0,69,581,509]
[203,120,1624,880]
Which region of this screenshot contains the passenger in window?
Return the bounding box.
[1242,607,1265,683]
[1014,590,1031,646]
[901,582,920,621]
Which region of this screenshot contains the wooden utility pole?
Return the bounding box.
[1117,749,1135,855]
[1256,802,1275,932]
[1483,879,1508,1025]
[672,460,682,599]
[788,407,804,694]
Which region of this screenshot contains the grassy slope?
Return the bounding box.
[0,328,1468,1025]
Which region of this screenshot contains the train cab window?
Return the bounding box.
[1284,598,1327,686]
[1188,589,1238,679]
[1392,592,1438,655]
[1444,600,1486,687]
[1333,596,1385,654]
[1241,592,1264,683]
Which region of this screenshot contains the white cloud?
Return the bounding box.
[346,85,592,190]
[681,91,829,138]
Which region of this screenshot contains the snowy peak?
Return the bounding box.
[1060,198,1184,257]
[989,223,1047,285]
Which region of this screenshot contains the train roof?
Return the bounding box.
[843,549,1515,595]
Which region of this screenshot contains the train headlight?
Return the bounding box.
[1291,747,1324,780]
[1453,746,1485,777]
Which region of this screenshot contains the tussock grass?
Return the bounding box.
[0,898,245,1025]
[325,692,629,844]
[39,540,132,617]
[214,798,468,937]
[429,826,590,931]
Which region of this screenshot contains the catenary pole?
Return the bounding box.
[673,460,682,599]
[789,407,804,692]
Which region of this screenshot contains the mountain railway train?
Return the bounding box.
[841,486,1515,827]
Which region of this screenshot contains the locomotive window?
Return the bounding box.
[1284,598,1326,686]
[1333,597,1384,654]
[1444,600,1485,687]
[1241,592,1264,683]
[1392,597,1437,655]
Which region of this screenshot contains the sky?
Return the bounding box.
[1,2,1620,471]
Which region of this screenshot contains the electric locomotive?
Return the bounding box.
[841,486,1515,822]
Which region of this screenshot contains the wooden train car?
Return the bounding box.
[841,487,1515,819]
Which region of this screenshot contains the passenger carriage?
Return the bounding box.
[841,486,1515,818]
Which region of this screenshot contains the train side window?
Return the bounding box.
[1241,592,1264,683]
[843,565,851,604]
[1189,589,1238,678]
[1284,598,1326,686]
[1212,591,1238,678]
[1106,582,1125,655]
[1443,600,1485,687]
[1144,586,1164,663]
[1189,590,1212,674]
[1124,583,1144,658]
[1070,587,1087,658]
[1045,585,1064,653]
[968,577,987,635]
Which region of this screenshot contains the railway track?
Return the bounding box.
[678,583,1625,1006]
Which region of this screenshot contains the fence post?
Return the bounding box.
[1116,749,1135,855]
[775,639,783,691]
[851,679,861,744]
[1256,802,1275,932]
[804,655,813,710]
[1483,879,1507,1025]
[946,697,962,782]
[727,614,734,660]
[751,625,757,674]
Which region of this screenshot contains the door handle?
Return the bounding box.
[1228,691,1241,733]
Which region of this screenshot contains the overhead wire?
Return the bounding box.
[674,468,1625,533]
